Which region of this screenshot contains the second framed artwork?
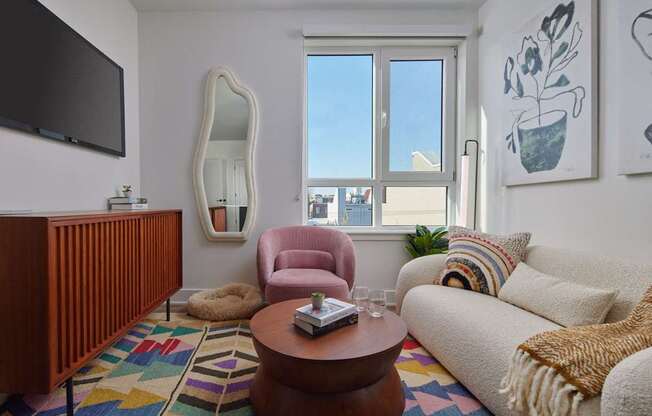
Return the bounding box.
[501,0,598,186]
[617,1,652,175]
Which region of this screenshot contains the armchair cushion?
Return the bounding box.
[265,269,350,304]
[275,249,336,272]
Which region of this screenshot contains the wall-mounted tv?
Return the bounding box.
[0,0,125,157]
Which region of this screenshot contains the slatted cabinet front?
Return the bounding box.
[0,210,182,394]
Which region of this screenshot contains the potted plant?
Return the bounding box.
[122,184,133,198]
[405,225,448,259]
[311,292,325,310]
[503,1,586,173]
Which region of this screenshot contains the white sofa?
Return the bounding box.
[396,246,652,416]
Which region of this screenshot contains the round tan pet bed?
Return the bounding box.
[187,283,264,321]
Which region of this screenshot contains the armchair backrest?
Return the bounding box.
[257,226,356,290]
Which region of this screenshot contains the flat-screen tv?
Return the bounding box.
[0,0,125,157]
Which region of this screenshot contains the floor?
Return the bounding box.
[0,312,492,416]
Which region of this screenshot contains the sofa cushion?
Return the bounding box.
[437,226,531,296]
[401,285,600,415]
[526,246,652,323]
[275,249,336,272]
[265,268,349,304]
[499,262,619,327]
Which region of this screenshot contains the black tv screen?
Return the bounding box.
[0,0,125,157]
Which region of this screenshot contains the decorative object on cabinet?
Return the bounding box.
[0,209,183,416]
[193,66,258,241]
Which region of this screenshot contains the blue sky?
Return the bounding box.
[307,55,442,178]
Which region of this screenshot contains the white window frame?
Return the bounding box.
[302,41,458,233]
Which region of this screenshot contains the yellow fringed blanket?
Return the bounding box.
[500,285,652,416]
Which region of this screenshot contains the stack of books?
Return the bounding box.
[108,197,149,210]
[293,298,358,336]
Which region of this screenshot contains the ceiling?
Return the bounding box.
[130,0,485,12]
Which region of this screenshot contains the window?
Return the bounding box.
[305,44,457,230]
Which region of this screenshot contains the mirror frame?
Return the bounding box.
[193,67,258,241]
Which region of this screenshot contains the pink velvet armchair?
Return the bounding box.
[257,226,356,304]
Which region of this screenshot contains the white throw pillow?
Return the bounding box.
[498,262,619,327]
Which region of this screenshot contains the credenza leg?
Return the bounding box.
[166,298,171,322]
[65,378,74,415]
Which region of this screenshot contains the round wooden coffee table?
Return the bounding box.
[249,298,407,416]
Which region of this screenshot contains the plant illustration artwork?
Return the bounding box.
[632,8,652,145]
[503,1,586,174]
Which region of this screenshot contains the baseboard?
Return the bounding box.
[170,288,211,304]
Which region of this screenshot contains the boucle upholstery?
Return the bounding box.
[396,254,446,313]
[602,347,652,416]
[401,285,602,416]
[498,262,618,327]
[397,246,652,416]
[525,246,652,322]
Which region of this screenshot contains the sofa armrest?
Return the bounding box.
[602,347,652,416]
[395,254,446,314]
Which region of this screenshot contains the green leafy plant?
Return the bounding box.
[405,225,449,259]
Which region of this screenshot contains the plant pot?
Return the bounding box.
[123,190,133,198]
[517,110,567,173]
[311,293,325,310]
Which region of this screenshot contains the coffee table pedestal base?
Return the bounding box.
[250,365,405,416]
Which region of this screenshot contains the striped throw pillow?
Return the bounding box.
[437,226,531,297]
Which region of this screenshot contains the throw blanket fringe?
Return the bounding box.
[500,349,584,416]
[499,286,652,416]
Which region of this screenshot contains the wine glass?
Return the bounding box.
[368,289,386,318]
[352,286,369,312]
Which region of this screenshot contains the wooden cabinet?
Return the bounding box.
[0,210,182,394]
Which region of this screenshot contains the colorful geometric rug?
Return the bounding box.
[0,314,492,416]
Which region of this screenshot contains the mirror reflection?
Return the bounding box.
[203,76,250,233]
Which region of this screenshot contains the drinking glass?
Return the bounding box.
[352,286,369,312]
[368,289,386,318]
[384,289,397,313]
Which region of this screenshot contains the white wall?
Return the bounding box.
[478,0,652,260]
[138,8,478,297]
[0,0,140,211]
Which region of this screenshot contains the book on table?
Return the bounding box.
[294,312,358,336]
[294,298,356,327]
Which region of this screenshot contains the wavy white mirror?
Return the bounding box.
[193,67,258,241]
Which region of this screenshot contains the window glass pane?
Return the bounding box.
[382,187,446,226]
[307,55,373,178]
[308,187,372,226]
[389,60,443,172]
